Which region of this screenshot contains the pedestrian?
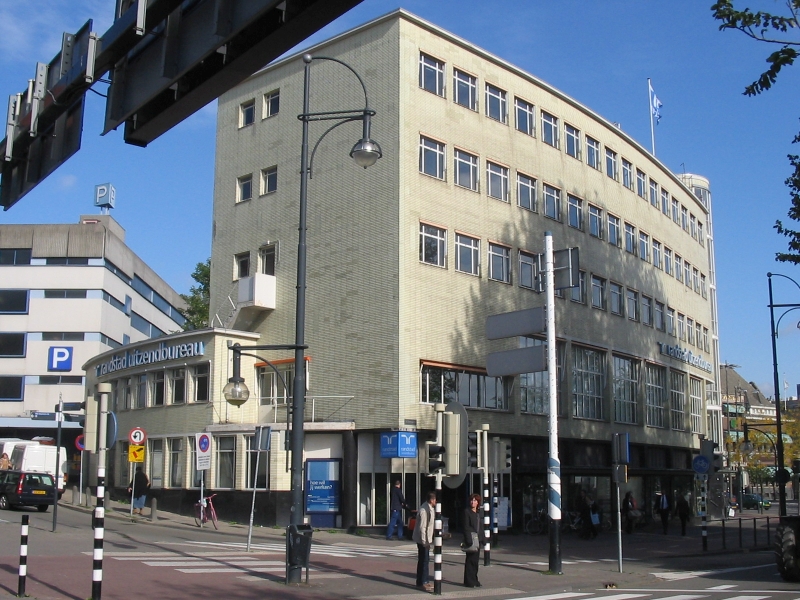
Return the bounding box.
[127,467,150,516]
[462,493,482,588]
[386,479,408,540]
[657,491,671,534]
[622,491,637,534]
[676,494,691,536]
[412,491,436,592]
[581,493,598,539]
[0,452,10,470]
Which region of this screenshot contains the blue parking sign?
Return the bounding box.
[48,346,73,371]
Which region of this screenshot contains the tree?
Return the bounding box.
[711,1,800,262]
[179,258,210,330]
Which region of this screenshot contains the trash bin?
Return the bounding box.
[286,524,313,583]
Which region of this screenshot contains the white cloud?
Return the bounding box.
[58,174,78,189]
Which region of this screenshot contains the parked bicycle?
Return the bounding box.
[195,493,218,529]
[524,508,548,535]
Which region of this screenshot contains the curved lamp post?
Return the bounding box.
[767,272,800,516]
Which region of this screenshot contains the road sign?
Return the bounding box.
[692,454,710,474]
[486,307,546,340]
[128,445,145,463]
[128,427,147,445]
[75,435,85,451]
[196,433,211,471]
[486,345,547,378]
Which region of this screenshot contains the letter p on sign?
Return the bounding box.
[48,346,73,371]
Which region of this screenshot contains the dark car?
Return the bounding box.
[741,493,771,510]
[0,470,56,511]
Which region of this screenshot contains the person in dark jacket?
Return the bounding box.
[385,479,408,540]
[128,467,150,516]
[657,491,671,534]
[675,494,691,536]
[462,493,483,588]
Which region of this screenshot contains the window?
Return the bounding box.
[672,198,680,223]
[690,378,703,433]
[150,441,162,488]
[237,174,253,202]
[0,376,24,402]
[626,289,639,321]
[681,205,689,231]
[488,243,511,283]
[687,318,695,345]
[703,327,709,351]
[260,245,276,276]
[693,267,700,293]
[664,247,673,276]
[636,170,646,198]
[571,271,586,303]
[131,312,164,339]
[661,189,670,216]
[39,375,83,385]
[419,224,447,267]
[517,173,536,211]
[247,433,269,489]
[701,274,707,298]
[698,221,705,245]
[0,333,25,357]
[652,240,662,269]
[485,84,507,122]
[543,184,561,220]
[639,232,649,262]
[591,276,606,309]
[0,290,28,315]
[610,282,624,315]
[454,149,478,191]
[455,234,480,275]
[0,249,31,265]
[263,90,279,118]
[188,438,202,488]
[613,356,637,424]
[520,338,564,414]
[541,111,559,147]
[519,251,538,290]
[42,332,84,341]
[169,438,184,488]
[419,53,444,96]
[667,308,676,335]
[622,159,633,190]
[624,223,636,254]
[675,255,683,282]
[235,252,250,279]
[258,365,293,405]
[645,364,667,428]
[677,313,686,340]
[589,205,603,239]
[684,261,692,288]
[194,364,209,402]
[608,215,621,247]
[103,291,125,312]
[44,289,87,299]
[641,296,653,326]
[567,195,583,230]
[605,149,618,179]
[420,364,507,409]
[172,368,185,404]
[487,162,509,201]
[515,97,534,135]
[649,179,659,208]
[573,347,605,420]
[670,371,686,430]
[46,257,89,265]
[586,136,601,170]
[152,371,165,406]
[565,124,581,159]
[260,166,277,194]
[122,378,132,410]
[215,436,236,488]
[454,69,477,109]
[239,100,255,127]
[655,301,665,331]
[135,374,147,409]
[419,136,445,179]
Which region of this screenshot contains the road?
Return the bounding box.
[0,502,796,599]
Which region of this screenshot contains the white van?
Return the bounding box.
[1,439,40,460]
[10,445,68,491]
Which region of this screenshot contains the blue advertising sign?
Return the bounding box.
[380,431,418,458]
[306,459,341,514]
[380,432,398,458]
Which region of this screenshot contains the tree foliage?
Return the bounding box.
[179,258,210,330]
[712,1,800,262]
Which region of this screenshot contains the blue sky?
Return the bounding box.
[1,1,799,396]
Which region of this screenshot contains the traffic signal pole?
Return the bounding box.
[545,232,562,575]
[481,425,491,566]
[433,403,444,596]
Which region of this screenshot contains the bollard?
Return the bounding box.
[85,487,92,507]
[18,514,29,597]
[150,498,158,522]
[738,518,743,548]
[72,485,79,506]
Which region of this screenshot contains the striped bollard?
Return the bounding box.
[492,474,499,546]
[483,472,491,566]
[701,474,708,551]
[92,469,106,600]
[433,484,442,595]
[18,514,29,597]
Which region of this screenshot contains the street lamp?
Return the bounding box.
[767,272,800,516]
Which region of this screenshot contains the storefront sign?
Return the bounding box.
[380,431,417,458]
[305,459,341,513]
[95,341,205,376]
[657,342,712,373]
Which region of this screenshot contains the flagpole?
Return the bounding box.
[648,78,656,156]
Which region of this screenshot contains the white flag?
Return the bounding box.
[649,81,663,124]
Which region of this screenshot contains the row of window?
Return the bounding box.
[234,244,277,280]
[236,166,278,203]
[110,364,210,409]
[0,375,86,402]
[417,51,706,248]
[116,434,267,490]
[239,89,280,128]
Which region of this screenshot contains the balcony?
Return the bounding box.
[238,274,276,310]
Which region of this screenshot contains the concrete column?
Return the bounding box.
[341,430,358,532]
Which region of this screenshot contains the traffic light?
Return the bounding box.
[425,441,446,474]
[792,459,800,474]
[700,439,721,472]
[503,442,512,469]
[467,432,479,469]
[443,411,461,476]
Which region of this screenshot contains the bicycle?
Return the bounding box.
[194,493,218,530]
[524,508,548,535]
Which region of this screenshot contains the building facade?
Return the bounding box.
[200,10,722,529]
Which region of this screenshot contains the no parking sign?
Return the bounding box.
[195,433,211,471]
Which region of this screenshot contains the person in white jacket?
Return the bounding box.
[412,491,437,592]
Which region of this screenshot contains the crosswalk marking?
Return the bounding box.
[143,559,280,567]
[510,593,592,600]
[707,587,738,591]
[652,564,774,581]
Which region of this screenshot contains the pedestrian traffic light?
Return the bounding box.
[792,459,800,474]
[467,432,479,469]
[425,441,446,474]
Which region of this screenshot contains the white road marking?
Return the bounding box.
[652,564,774,581]
[509,593,593,600]
[707,587,738,591]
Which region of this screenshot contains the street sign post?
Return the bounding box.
[195,433,211,471]
[128,445,145,462]
[128,427,146,446]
